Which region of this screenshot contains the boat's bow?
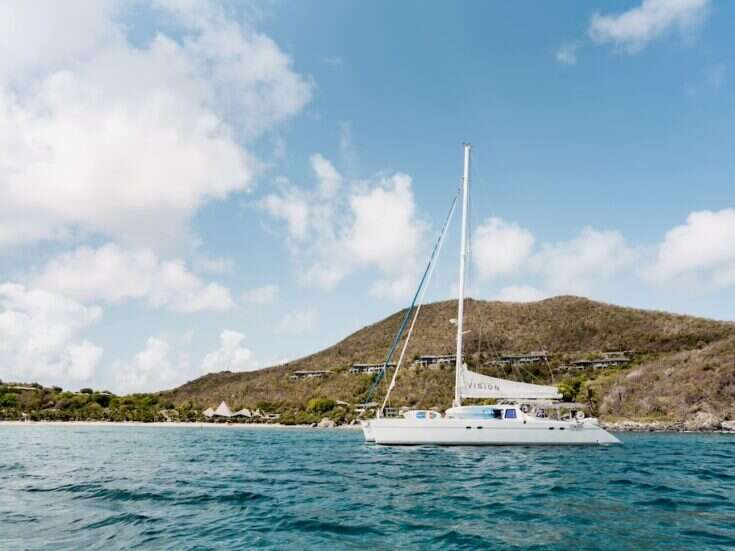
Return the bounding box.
[360,420,375,442]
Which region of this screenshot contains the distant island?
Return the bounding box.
[2,296,735,431]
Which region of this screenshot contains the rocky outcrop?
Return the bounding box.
[317,418,335,428]
[602,412,728,432]
[602,420,676,432]
[722,420,735,432]
[684,411,721,431]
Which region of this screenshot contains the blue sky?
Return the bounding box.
[0,0,733,393]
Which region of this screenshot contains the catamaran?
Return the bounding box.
[361,144,620,445]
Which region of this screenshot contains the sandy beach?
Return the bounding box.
[0,420,361,430]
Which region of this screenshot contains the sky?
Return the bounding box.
[1,0,733,393]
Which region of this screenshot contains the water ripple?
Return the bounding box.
[1,427,734,550]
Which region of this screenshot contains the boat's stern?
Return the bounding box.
[583,418,622,445]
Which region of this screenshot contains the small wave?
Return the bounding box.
[680,528,735,545]
[634,496,679,509]
[608,478,635,486]
[0,462,25,473]
[178,490,270,506]
[4,512,37,525]
[83,512,158,529]
[286,517,384,537]
[431,528,494,548]
[27,482,173,503]
[5,429,735,550]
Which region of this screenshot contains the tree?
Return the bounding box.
[306,397,336,414]
[93,393,111,407]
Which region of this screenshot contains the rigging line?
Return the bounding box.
[360,189,461,413]
[529,328,556,385]
[380,191,459,414]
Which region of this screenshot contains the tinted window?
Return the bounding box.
[416,411,426,419]
[504,409,517,419]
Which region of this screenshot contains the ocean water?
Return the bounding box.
[1,426,734,550]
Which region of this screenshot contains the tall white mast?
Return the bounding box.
[454,143,471,408]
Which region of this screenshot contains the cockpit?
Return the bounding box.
[445,405,522,420]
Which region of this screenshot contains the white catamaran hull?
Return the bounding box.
[362,418,620,446]
[359,146,621,448]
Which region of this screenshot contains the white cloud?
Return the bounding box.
[66,341,105,381]
[310,153,342,197]
[0,1,118,82]
[193,255,234,275]
[200,330,256,374]
[33,243,235,313]
[532,228,635,294]
[372,272,419,302]
[276,308,319,335]
[346,175,421,269]
[644,209,735,286]
[258,184,311,241]
[588,0,710,53]
[260,155,427,301]
[0,283,103,383]
[472,218,634,296]
[496,285,547,303]
[0,1,311,250]
[114,336,181,394]
[556,43,579,65]
[473,218,535,279]
[241,284,279,305]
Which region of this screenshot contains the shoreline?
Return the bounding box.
[601,420,735,433]
[0,420,361,430]
[1,419,733,433]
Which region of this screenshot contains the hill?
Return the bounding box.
[164,296,735,426]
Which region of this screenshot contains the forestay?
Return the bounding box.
[459,367,562,400]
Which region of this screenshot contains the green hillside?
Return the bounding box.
[164,296,735,425]
[2,296,732,426]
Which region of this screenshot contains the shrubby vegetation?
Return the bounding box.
[0,383,358,425]
[0,383,186,422]
[306,397,336,413]
[3,297,734,425]
[163,296,735,424]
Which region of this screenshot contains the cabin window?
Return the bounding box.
[416,411,426,419]
[504,409,517,419]
[493,409,503,419]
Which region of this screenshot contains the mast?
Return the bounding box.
[453,143,471,408]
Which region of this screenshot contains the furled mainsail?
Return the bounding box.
[459,367,562,400]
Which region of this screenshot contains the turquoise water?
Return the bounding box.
[1,426,734,550]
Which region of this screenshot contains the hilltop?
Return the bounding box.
[164,296,735,426]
